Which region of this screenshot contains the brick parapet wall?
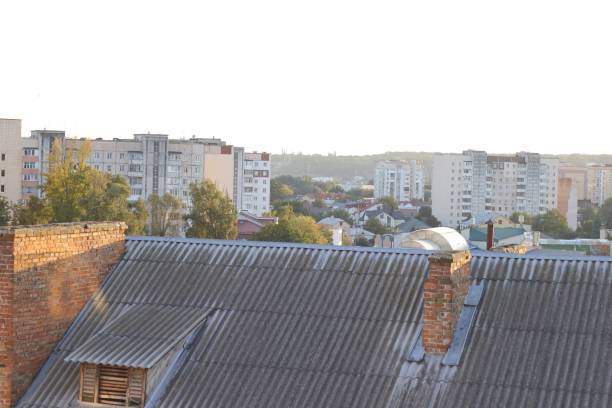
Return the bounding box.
[423,251,471,354]
[0,222,127,408]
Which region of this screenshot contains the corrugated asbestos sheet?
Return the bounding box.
[17,238,612,408]
[65,304,210,368]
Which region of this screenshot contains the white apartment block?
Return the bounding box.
[0,118,25,203]
[432,151,559,227]
[240,152,271,216]
[589,165,612,206]
[373,160,424,202]
[18,130,270,216]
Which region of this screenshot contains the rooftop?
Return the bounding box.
[18,236,612,408]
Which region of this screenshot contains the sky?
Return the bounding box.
[1,0,611,156]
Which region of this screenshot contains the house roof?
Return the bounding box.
[18,237,612,408]
[397,218,430,233]
[65,304,210,368]
[317,216,349,227]
[469,226,526,242]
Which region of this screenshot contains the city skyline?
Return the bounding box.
[2,0,612,156]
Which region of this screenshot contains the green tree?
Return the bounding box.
[510,211,533,225]
[148,193,183,236]
[185,180,237,239]
[13,196,53,225]
[253,209,331,244]
[272,200,310,217]
[533,209,574,239]
[576,207,599,238]
[323,209,352,224]
[599,198,612,229]
[270,179,294,202]
[127,199,148,235]
[32,139,146,233]
[364,218,392,235]
[416,206,441,227]
[378,196,399,211]
[0,197,12,226]
[43,139,93,222]
[353,235,372,247]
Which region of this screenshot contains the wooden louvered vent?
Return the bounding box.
[79,364,146,407]
[98,366,129,405]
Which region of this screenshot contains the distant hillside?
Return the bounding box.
[271,152,438,180]
[271,152,612,180]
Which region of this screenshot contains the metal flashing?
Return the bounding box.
[442,283,486,366]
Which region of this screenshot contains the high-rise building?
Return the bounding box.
[559,165,590,201]
[240,152,271,216]
[373,160,424,202]
[18,130,270,215]
[0,118,24,202]
[589,164,612,206]
[432,151,559,227]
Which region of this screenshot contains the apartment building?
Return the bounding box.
[0,118,24,202]
[373,160,424,202]
[240,152,271,216]
[559,165,590,201]
[18,130,270,215]
[589,164,612,206]
[432,151,559,227]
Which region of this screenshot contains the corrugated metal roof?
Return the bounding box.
[65,304,210,368]
[17,237,612,408]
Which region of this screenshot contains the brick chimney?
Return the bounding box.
[0,222,127,408]
[422,250,471,353]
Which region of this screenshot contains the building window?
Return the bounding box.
[107,165,112,172]
[24,148,38,156]
[1,170,4,177]
[1,154,4,161]
[120,153,125,159]
[0,185,3,192]
[79,364,146,407]
[23,174,39,181]
[107,152,112,159]
[23,162,38,169]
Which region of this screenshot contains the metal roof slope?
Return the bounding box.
[16,236,612,408]
[65,304,211,368]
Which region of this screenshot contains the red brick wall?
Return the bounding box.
[423,251,471,354]
[0,222,127,408]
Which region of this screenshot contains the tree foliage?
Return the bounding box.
[185,180,237,239]
[323,209,353,224]
[532,209,574,239]
[416,206,441,227]
[510,211,533,225]
[378,196,399,211]
[20,139,147,233]
[352,235,372,247]
[148,193,183,236]
[253,207,331,244]
[0,197,12,226]
[13,196,53,226]
[270,179,294,202]
[363,218,393,235]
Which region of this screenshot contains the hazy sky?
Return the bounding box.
[1,0,611,155]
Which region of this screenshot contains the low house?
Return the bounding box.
[236,211,278,240]
[317,216,350,246]
[468,225,530,250]
[6,222,612,408]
